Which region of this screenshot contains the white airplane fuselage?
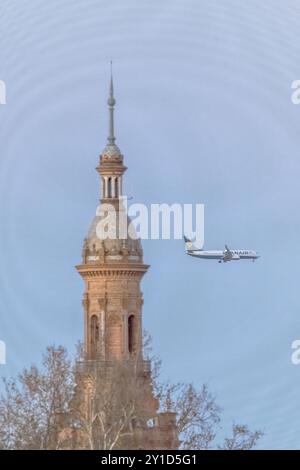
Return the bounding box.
[187,249,259,262]
[184,238,259,263]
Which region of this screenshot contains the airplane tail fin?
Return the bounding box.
[184,236,200,252]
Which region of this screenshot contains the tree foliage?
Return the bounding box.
[0,342,263,450]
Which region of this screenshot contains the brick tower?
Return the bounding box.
[75,70,178,450]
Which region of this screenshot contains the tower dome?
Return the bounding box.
[82,211,143,265]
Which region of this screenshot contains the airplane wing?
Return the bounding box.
[223,244,233,261]
[223,245,240,262]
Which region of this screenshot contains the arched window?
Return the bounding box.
[91,315,99,358]
[128,315,135,354]
[115,177,119,198]
[108,178,112,198]
[101,177,105,199]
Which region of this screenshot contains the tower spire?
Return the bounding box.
[107,61,116,145]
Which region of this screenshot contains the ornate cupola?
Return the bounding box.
[80,66,144,268]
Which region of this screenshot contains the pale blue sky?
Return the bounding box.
[1,0,300,449]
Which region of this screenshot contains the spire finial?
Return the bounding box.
[101,62,122,159]
[107,61,116,145]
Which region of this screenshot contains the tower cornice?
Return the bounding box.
[76,263,149,280]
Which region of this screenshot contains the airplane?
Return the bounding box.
[184,236,259,263]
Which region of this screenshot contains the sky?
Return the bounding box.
[1,0,300,449]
